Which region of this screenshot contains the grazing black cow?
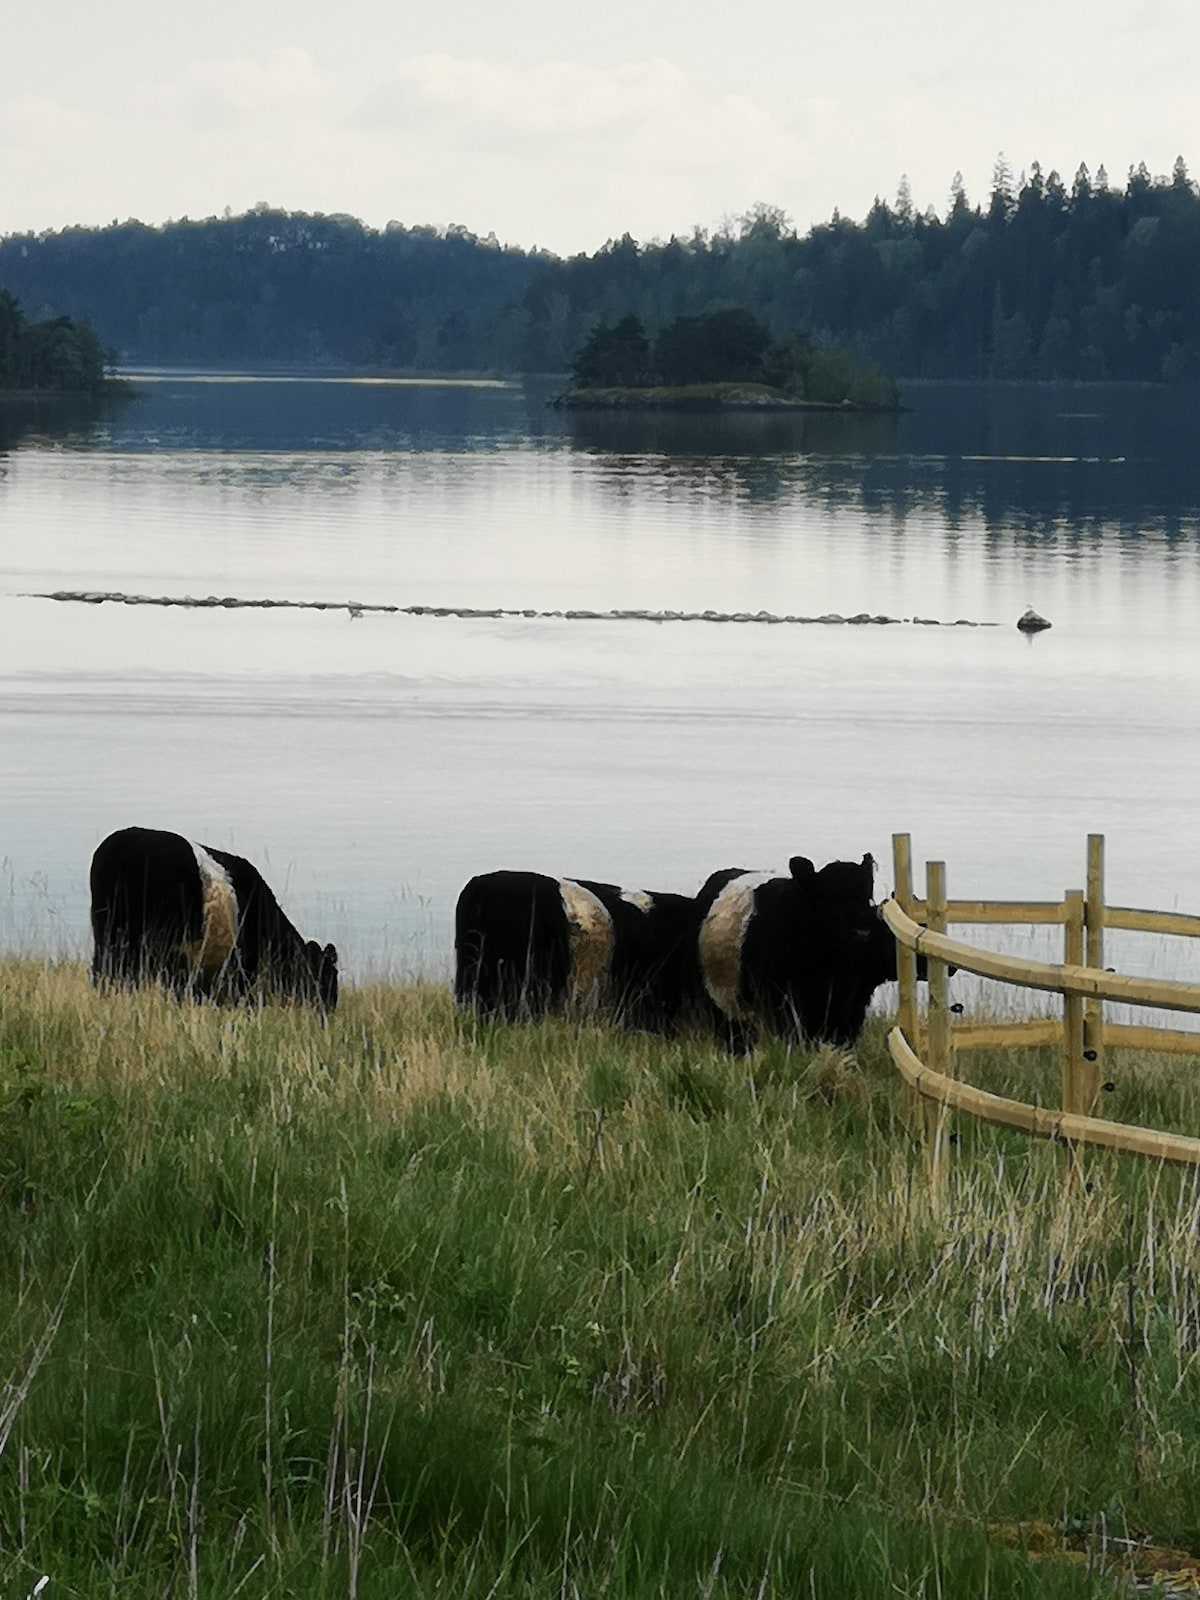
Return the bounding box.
[454,869,696,1031]
[695,854,897,1053]
[89,826,338,1010]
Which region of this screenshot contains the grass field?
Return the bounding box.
[4,957,1200,1597]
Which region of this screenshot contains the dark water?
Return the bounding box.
[3,374,1200,995]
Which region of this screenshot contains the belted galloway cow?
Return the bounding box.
[696,853,899,1053]
[89,826,338,1010]
[454,869,696,1031]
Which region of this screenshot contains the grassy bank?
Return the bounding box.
[4,959,1200,1596]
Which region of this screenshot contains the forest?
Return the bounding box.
[0,157,1197,382]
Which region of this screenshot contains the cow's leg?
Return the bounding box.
[454,927,487,1011]
[492,950,521,1020]
[496,938,543,1021]
[456,926,514,1021]
[480,937,518,1021]
[91,876,146,990]
[704,998,754,1056]
[90,896,117,987]
[90,902,131,989]
[453,874,571,1024]
[481,904,558,1021]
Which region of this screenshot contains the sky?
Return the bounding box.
[4,0,1198,256]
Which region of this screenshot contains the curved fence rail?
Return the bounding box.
[883,833,1200,1173]
[888,1026,1200,1167]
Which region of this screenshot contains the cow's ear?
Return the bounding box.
[789,856,816,883]
[861,852,875,886]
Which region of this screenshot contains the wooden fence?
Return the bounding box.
[883,832,1200,1171]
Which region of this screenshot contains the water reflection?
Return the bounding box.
[558,380,1200,537]
[12,374,1198,541]
[559,404,903,458]
[0,392,115,453]
[86,373,536,455]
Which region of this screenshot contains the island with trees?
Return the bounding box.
[553,308,900,410]
[0,288,115,396]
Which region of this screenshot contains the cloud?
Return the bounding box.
[354,54,690,140]
[0,49,881,252]
[137,46,328,129]
[338,53,810,247]
[0,93,98,143]
[0,49,342,237]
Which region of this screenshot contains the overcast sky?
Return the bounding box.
[4,0,1197,255]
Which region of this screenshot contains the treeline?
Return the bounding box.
[0,288,111,394]
[2,158,1198,380]
[522,159,1200,383]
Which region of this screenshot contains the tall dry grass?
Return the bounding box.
[5,956,1200,1595]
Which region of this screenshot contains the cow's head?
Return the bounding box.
[790,852,873,891]
[868,900,952,985]
[790,853,877,946]
[306,939,339,1012]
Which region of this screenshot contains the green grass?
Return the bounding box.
[5,959,1200,1596]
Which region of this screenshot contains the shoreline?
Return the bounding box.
[0,376,135,403]
[549,382,903,414]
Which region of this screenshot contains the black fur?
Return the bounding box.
[579,880,697,1033]
[453,869,696,1032]
[453,870,572,1020]
[89,826,338,1011]
[697,853,894,1052]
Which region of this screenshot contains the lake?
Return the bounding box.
[3,373,1200,997]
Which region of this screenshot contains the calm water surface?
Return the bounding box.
[3,374,1200,995]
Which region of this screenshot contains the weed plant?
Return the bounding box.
[5,958,1200,1596]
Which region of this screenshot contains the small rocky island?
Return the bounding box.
[551,309,901,413]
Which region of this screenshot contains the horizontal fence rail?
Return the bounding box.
[882,899,1200,1015]
[888,1028,1200,1168]
[885,833,1200,1177]
[894,900,1200,938]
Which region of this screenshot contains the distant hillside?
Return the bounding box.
[0,208,547,372]
[3,158,1198,381]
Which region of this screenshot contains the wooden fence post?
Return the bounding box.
[1062,888,1086,1182]
[1083,833,1106,1116]
[926,860,952,1174]
[891,833,919,1050]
